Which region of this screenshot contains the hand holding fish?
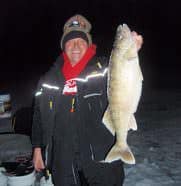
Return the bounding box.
[131,31,143,51]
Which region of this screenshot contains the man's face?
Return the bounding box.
[65,38,88,66]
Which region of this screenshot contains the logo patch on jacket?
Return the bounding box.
[62,79,77,95]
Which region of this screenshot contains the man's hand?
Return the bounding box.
[33,147,45,172]
[131,31,143,51]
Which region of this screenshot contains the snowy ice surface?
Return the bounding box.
[124,89,181,186]
[4,83,181,186]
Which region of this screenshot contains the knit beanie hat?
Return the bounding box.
[60,14,92,50]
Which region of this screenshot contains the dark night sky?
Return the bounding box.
[0,0,180,89]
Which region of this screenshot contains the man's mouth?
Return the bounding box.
[72,50,80,54]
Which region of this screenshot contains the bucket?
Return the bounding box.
[0,94,12,119]
[7,170,35,186]
[0,168,8,186]
[40,175,54,186]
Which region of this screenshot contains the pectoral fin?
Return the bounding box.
[102,107,115,135]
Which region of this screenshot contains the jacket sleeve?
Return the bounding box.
[31,79,44,148]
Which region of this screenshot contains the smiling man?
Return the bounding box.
[32,14,143,186]
[65,38,88,66]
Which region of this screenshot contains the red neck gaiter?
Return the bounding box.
[61,44,96,80]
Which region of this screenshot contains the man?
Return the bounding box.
[32,14,143,186]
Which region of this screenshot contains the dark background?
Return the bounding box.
[0,0,180,90]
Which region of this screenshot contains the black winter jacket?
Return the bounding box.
[32,55,123,184]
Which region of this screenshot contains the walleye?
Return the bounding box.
[102,24,143,164]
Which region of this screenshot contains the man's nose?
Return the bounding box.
[73,41,79,48]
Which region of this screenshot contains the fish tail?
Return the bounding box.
[105,143,135,164]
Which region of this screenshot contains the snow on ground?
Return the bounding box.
[3,83,181,186]
[124,89,181,186]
